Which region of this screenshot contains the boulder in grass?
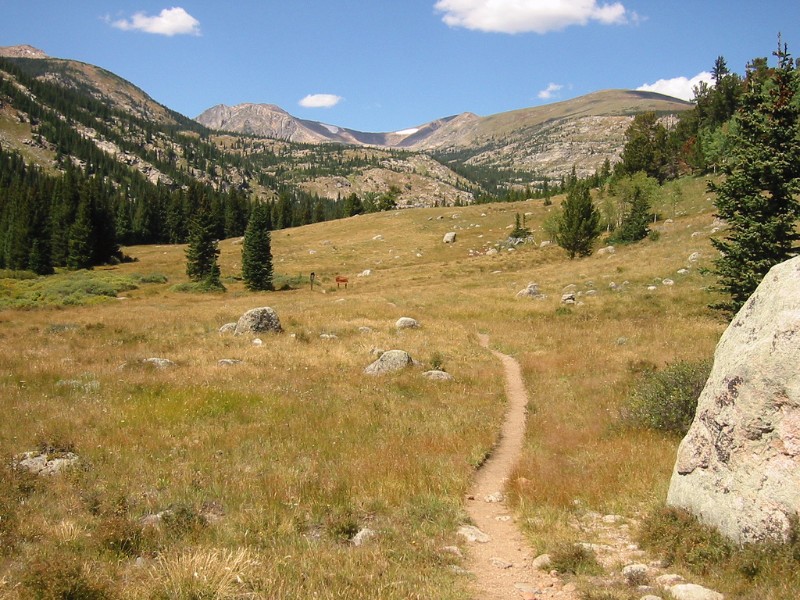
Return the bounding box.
[395,317,420,330]
[234,307,282,335]
[365,350,413,375]
[668,256,800,544]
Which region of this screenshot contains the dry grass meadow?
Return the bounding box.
[0,178,729,598]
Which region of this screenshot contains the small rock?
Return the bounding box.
[677,268,690,275]
[668,583,724,600]
[603,514,623,523]
[517,282,545,299]
[441,545,463,558]
[358,269,372,277]
[616,337,628,346]
[647,285,658,291]
[352,527,376,546]
[395,317,420,329]
[372,234,384,241]
[320,333,338,340]
[252,338,263,346]
[143,358,175,369]
[561,293,576,304]
[14,451,79,476]
[489,557,512,569]
[495,515,512,522]
[217,359,242,367]
[422,370,453,381]
[540,240,552,248]
[457,525,490,543]
[443,232,457,243]
[662,279,675,286]
[688,252,701,262]
[597,245,616,256]
[484,492,504,503]
[358,326,373,334]
[218,322,237,333]
[531,554,552,570]
[655,574,686,587]
[622,563,649,586]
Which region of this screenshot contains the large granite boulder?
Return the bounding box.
[667,256,800,543]
[234,307,282,335]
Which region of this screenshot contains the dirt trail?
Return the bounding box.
[464,335,578,600]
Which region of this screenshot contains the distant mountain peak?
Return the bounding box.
[0,44,48,59]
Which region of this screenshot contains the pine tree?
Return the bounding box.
[711,42,800,314]
[67,197,94,270]
[556,182,600,259]
[185,198,224,290]
[241,202,274,291]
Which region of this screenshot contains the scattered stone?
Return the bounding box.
[489,557,513,569]
[217,359,242,367]
[495,515,511,522]
[516,282,545,299]
[678,268,690,275]
[603,514,624,524]
[662,279,675,286]
[540,240,552,248]
[372,234,384,241]
[364,350,414,375]
[668,256,800,543]
[441,545,463,558]
[234,307,282,335]
[358,326,373,334]
[457,525,490,543]
[252,338,263,346]
[668,583,724,600]
[561,293,576,304]
[143,357,175,369]
[14,451,79,476]
[486,247,498,256]
[616,337,629,346]
[351,527,376,546]
[622,563,649,586]
[358,269,372,277]
[218,322,237,333]
[422,370,454,381]
[319,333,338,340]
[531,554,552,570]
[647,285,658,291]
[655,574,686,587]
[597,245,616,256]
[443,232,457,243]
[484,492,504,503]
[395,317,420,329]
[688,252,701,263]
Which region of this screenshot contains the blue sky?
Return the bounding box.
[2,1,798,132]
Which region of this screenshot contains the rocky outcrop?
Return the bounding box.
[667,256,800,543]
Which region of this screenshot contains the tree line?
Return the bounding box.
[552,42,800,315]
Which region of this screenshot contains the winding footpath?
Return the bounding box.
[464,335,578,600]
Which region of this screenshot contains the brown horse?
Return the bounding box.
[335,276,349,289]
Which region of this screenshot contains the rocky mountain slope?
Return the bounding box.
[197,90,692,180]
[0,46,474,208]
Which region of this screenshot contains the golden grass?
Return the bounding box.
[0,177,733,598]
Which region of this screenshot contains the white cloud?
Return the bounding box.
[299,94,343,109]
[434,0,629,34]
[538,82,564,100]
[111,7,200,36]
[636,71,714,102]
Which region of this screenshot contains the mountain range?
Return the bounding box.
[0,44,692,208]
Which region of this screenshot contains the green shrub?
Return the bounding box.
[23,556,113,600]
[622,359,712,435]
[550,542,603,576]
[639,506,732,573]
[132,272,169,284]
